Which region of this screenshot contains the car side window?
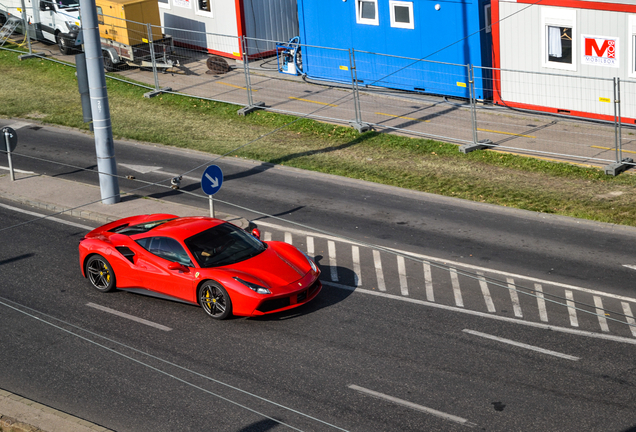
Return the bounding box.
[136,236,192,267]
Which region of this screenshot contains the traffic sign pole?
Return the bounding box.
[209,195,214,218]
[3,128,17,182]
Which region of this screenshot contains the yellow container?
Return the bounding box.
[96,0,162,46]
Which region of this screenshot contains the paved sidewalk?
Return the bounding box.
[0,389,111,432]
[0,170,249,228]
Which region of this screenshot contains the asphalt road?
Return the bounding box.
[1,120,636,430]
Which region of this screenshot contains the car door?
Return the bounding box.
[134,236,196,302]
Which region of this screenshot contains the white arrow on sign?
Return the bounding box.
[205,173,219,188]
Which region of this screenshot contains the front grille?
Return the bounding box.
[297,290,307,303]
[256,297,290,313]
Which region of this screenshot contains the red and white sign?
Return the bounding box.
[581,35,619,68]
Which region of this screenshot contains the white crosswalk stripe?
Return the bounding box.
[423,263,434,302]
[263,231,272,242]
[565,290,579,327]
[507,278,523,318]
[535,283,548,322]
[450,269,463,307]
[477,272,496,313]
[622,302,636,337]
[307,236,314,256]
[397,256,408,296]
[373,250,386,292]
[352,246,361,287]
[594,296,610,332]
[284,232,292,244]
[328,241,338,282]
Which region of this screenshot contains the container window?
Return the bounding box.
[356,0,379,26]
[390,1,413,29]
[541,7,576,71]
[196,0,212,16]
[548,26,572,64]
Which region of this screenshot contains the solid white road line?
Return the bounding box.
[450,269,464,307]
[463,329,580,361]
[328,240,338,282]
[284,232,292,245]
[397,256,408,296]
[535,283,548,322]
[0,203,94,230]
[307,236,314,256]
[321,281,636,345]
[352,246,361,287]
[263,231,272,242]
[477,272,496,313]
[347,385,476,428]
[0,166,35,174]
[372,250,386,292]
[423,263,434,302]
[593,296,610,332]
[565,290,579,327]
[621,302,636,337]
[506,278,523,318]
[86,303,172,331]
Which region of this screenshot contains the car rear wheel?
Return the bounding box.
[56,33,72,55]
[86,255,116,292]
[199,281,232,320]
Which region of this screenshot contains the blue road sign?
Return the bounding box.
[201,165,223,195]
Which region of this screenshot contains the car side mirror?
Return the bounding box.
[168,262,189,272]
[251,228,261,240]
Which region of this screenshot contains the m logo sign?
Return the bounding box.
[582,35,619,67]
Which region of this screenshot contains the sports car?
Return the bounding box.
[78,214,321,319]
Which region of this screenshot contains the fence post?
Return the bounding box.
[17,0,38,60]
[459,64,491,153]
[604,77,632,175]
[143,24,171,98]
[237,36,264,115]
[348,48,370,133]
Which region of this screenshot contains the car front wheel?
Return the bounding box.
[199,281,232,320]
[86,255,116,292]
[56,33,72,55]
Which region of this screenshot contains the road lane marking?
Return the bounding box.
[0,203,94,230]
[284,232,292,244]
[263,231,272,242]
[535,283,548,322]
[423,263,434,302]
[323,281,636,345]
[450,269,463,307]
[375,112,431,123]
[592,145,636,155]
[217,82,256,91]
[352,246,361,287]
[463,329,580,361]
[477,128,536,138]
[348,385,476,428]
[328,240,338,282]
[565,290,579,327]
[397,256,408,296]
[594,296,610,332]
[86,303,172,331]
[307,236,314,256]
[289,97,337,107]
[622,302,636,337]
[477,272,496,313]
[372,250,386,291]
[0,166,35,174]
[507,278,523,318]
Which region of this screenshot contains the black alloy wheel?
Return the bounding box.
[199,281,232,320]
[86,255,116,292]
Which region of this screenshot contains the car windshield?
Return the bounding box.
[114,218,176,235]
[56,0,79,9]
[185,223,266,268]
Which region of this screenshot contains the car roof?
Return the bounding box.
[132,217,227,242]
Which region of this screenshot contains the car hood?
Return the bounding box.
[218,242,311,288]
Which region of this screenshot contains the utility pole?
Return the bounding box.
[78,0,120,204]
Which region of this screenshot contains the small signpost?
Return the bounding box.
[201,165,223,218]
[1,127,18,181]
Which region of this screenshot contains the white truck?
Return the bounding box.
[0,0,81,54]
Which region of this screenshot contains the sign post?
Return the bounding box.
[201,165,223,218]
[2,127,18,182]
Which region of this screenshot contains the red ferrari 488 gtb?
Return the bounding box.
[79,214,321,319]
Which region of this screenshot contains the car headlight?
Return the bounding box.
[302,251,317,272]
[65,21,80,32]
[233,277,271,294]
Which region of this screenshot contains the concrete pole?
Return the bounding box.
[79,0,120,204]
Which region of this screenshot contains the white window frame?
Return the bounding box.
[389,1,414,30]
[158,0,170,10]
[484,4,491,33]
[541,7,577,72]
[356,0,379,26]
[628,15,636,78]
[195,0,213,17]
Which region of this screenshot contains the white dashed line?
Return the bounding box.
[397,256,408,296]
[463,329,580,361]
[0,203,93,230]
[348,384,476,428]
[535,283,548,322]
[565,290,579,327]
[477,272,496,313]
[372,250,386,292]
[593,296,610,332]
[507,278,523,318]
[450,269,463,307]
[86,303,172,331]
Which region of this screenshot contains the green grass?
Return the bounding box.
[2,46,636,226]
